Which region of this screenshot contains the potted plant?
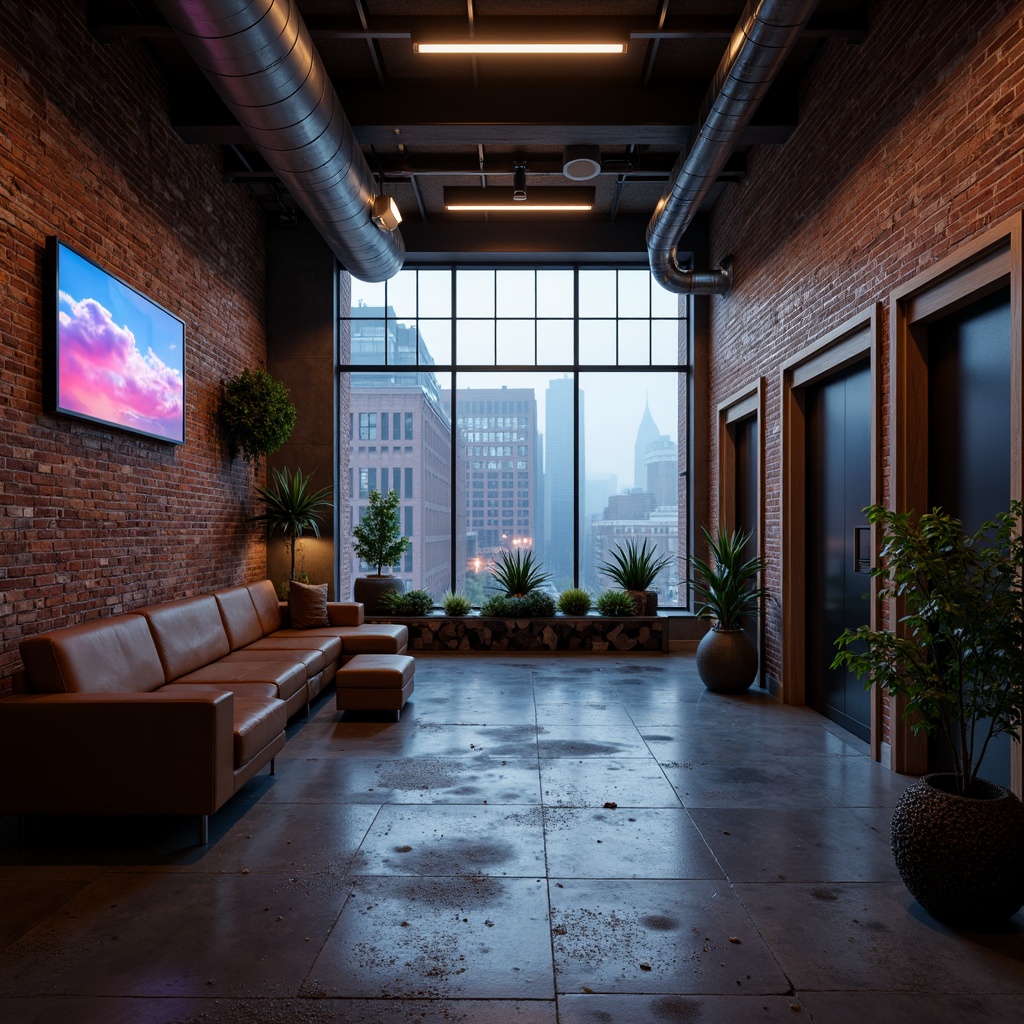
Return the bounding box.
[379,588,434,616]
[690,526,767,693]
[441,589,473,616]
[480,549,554,617]
[558,587,593,616]
[251,466,332,595]
[597,538,673,615]
[221,367,297,463]
[352,488,409,614]
[596,589,637,617]
[832,503,1024,927]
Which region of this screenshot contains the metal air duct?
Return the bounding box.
[154,0,404,282]
[646,0,819,294]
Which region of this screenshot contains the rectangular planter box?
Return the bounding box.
[367,614,666,653]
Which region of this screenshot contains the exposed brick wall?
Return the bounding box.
[0,2,268,691]
[706,0,1024,736]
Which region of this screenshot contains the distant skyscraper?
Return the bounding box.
[347,305,453,598]
[634,399,660,490]
[544,376,582,584]
[645,435,678,507]
[445,385,540,565]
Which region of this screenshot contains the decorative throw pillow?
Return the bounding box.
[288,581,329,629]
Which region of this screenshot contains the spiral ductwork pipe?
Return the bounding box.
[154,0,404,282]
[646,0,819,294]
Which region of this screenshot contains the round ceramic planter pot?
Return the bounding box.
[890,773,1024,928]
[695,626,757,693]
[353,575,404,616]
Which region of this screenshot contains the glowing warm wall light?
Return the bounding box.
[414,41,626,54]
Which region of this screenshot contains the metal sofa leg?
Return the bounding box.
[199,814,208,846]
[270,758,276,776]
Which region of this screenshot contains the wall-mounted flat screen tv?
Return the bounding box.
[44,236,186,445]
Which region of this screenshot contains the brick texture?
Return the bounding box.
[0,2,268,692]
[706,0,1024,740]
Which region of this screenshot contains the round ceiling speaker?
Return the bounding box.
[562,145,602,181]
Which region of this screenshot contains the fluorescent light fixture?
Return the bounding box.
[444,186,595,212]
[414,41,626,55]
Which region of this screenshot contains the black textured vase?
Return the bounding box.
[694,626,758,693]
[890,773,1024,928]
[353,575,404,616]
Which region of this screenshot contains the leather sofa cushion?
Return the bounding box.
[246,580,284,635]
[19,615,166,694]
[162,681,281,701]
[248,634,341,668]
[214,585,265,650]
[229,643,329,676]
[172,659,307,702]
[276,624,409,655]
[232,695,286,767]
[139,595,231,682]
[337,653,415,689]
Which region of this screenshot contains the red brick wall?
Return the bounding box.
[0,3,267,691]
[706,0,1024,724]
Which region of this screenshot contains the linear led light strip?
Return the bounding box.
[414,42,626,54]
[445,202,594,211]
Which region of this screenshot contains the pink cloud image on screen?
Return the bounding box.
[50,239,186,444]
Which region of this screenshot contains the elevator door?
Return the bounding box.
[806,362,872,741]
[927,288,1011,788]
[732,413,760,680]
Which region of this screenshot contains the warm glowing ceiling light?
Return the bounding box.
[414,41,626,55]
[444,186,595,212]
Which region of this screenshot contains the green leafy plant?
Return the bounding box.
[557,587,593,615]
[596,589,638,616]
[598,538,674,592]
[481,591,556,617]
[690,526,767,628]
[221,368,297,463]
[832,503,1024,796]
[352,489,409,576]
[441,589,473,616]
[488,549,552,597]
[379,588,434,616]
[251,467,332,584]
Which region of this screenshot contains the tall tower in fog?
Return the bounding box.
[633,399,660,491]
[544,376,583,584]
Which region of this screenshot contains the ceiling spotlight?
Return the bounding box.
[370,194,402,232]
[513,164,527,202]
[562,145,602,181]
[444,186,595,212]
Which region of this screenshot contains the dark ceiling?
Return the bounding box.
[87,0,869,263]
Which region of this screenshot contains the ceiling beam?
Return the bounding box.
[88,9,867,45]
[171,84,797,148]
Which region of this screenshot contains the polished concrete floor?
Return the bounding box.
[1,653,1023,1023]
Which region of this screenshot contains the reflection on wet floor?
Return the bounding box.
[1,653,1022,1024]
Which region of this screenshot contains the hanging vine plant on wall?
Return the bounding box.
[220,367,297,462]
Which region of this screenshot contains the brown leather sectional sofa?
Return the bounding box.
[0,580,408,843]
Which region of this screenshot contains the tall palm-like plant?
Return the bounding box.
[690,526,767,627]
[598,538,674,591]
[251,467,333,582]
[489,549,551,597]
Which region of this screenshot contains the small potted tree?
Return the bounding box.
[832,503,1024,927]
[690,526,767,693]
[352,489,409,614]
[251,467,332,597]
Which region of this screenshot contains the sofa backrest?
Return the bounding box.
[246,580,283,635]
[19,614,166,694]
[138,594,231,682]
[214,585,265,650]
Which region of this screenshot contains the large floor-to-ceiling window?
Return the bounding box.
[340,266,690,608]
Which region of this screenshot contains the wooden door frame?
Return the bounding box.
[780,308,882,757]
[890,211,1023,792]
[718,378,765,686]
